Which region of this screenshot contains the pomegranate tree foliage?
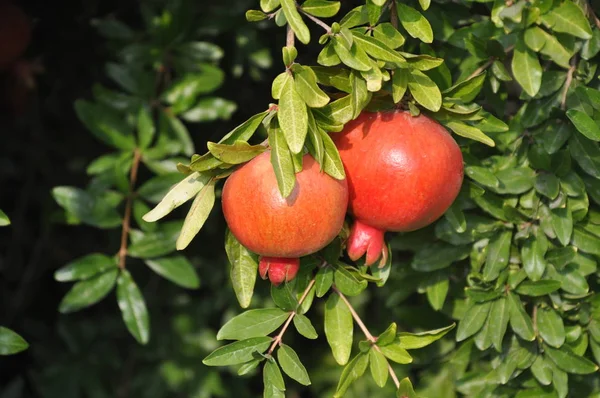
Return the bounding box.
[44,0,600,396]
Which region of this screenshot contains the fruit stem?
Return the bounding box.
[267,277,317,355]
[347,220,387,267]
[332,286,401,389]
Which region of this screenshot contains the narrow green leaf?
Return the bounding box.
[143,172,211,222]
[203,337,272,366]
[332,37,372,71]
[482,231,512,281]
[551,207,573,246]
[325,293,353,365]
[307,111,325,166]
[261,0,280,12]
[292,65,330,108]
[334,353,369,398]
[0,327,28,355]
[512,40,542,97]
[301,0,341,18]
[280,0,310,44]
[426,272,449,311]
[397,377,418,398]
[351,31,406,64]
[117,270,150,344]
[545,344,598,374]
[490,297,510,351]
[218,309,289,341]
[269,127,297,198]
[278,77,308,154]
[398,324,455,349]
[207,141,266,164]
[137,106,155,149]
[531,355,553,386]
[349,71,370,120]
[145,255,200,289]
[58,269,118,314]
[278,344,311,385]
[373,23,405,49]
[572,227,600,255]
[456,301,492,341]
[293,314,318,339]
[0,209,9,226]
[321,129,346,180]
[443,73,487,102]
[396,3,433,43]
[369,349,389,387]
[445,121,495,147]
[176,178,216,250]
[508,291,535,341]
[516,280,561,296]
[542,0,592,39]
[537,307,565,348]
[54,253,117,282]
[567,109,600,141]
[569,133,600,178]
[378,342,413,364]
[407,69,441,112]
[226,229,258,309]
[392,69,408,103]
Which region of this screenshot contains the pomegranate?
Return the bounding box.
[222,151,348,285]
[332,111,464,266]
[0,2,31,71]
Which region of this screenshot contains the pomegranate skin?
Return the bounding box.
[222,151,348,259]
[333,110,464,232]
[0,3,31,71]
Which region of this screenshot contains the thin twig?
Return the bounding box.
[561,56,577,111]
[299,9,332,33]
[587,2,600,29]
[390,0,399,30]
[267,278,317,354]
[332,286,401,389]
[286,25,295,47]
[466,58,495,81]
[118,148,142,269]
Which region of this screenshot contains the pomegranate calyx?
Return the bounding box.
[258,257,300,286]
[347,220,386,267]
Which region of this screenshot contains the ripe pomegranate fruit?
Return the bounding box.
[0,2,31,71]
[222,151,348,285]
[332,111,464,266]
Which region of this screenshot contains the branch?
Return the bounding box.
[299,9,332,33]
[390,0,399,30]
[332,286,401,389]
[286,25,295,47]
[561,56,577,111]
[466,58,494,81]
[118,148,142,269]
[267,278,317,354]
[587,2,600,29]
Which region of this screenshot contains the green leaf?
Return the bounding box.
[445,121,495,147]
[349,71,370,120]
[127,221,181,258]
[261,0,280,12]
[397,377,418,398]
[332,37,372,72]
[203,337,273,366]
[246,9,268,21]
[58,269,118,314]
[362,349,386,391]
[219,111,269,145]
[524,27,573,69]
[490,297,510,351]
[351,31,406,64]
[54,253,117,282]
[373,23,405,49]
[321,129,346,180]
[569,133,600,179]
[378,341,412,364]
[144,255,200,289]
[143,172,211,222]
[566,109,600,141]
[301,0,341,18]
[425,271,449,311]
[407,69,442,112]
[175,178,216,250]
[74,100,135,150]
[207,141,266,164]
[334,264,368,296]
[306,111,325,166]
[542,0,592,39]
[443,73,487,102]
[512,39,542,97]
[456,301,491,341]
[293,314,318,339]
[508,291,535,341]
[444,203,466,233]
[546,246,576,269]
[217,309,288,341]
[535,173,560,199]
[482,231,512,281]
[334,353,369,398]
[325,293,353,365]
[166,114,194,156]
[537,307,565,348]
[398,324,455,349]
[269,127,297,198]
[515,280,561,296]
[551,207,573,246]
[0,327,28,355]
[264,358,286,395]
[117,270,150,344]
[392,68,409,103]
[292,65,330,108]
[396,3,433,43]
[137,106,155,149]
[0,209,9,226]
[531,355,553,385]
[181,97,237,123]
[465,166,499,187]
[278,344,311,385]
[226,229,258,309]
[315,266,334,298]
[544,344,599,374]
[571,227,600,255]
[53,186,123,229]
[278,77,308,154]
[522,235,547,281]
[411,243,470,272]
[280,0,310,44]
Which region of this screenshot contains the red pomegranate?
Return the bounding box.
[0,2,31,71]
[332,111,464,266]
[222,151,348,285]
